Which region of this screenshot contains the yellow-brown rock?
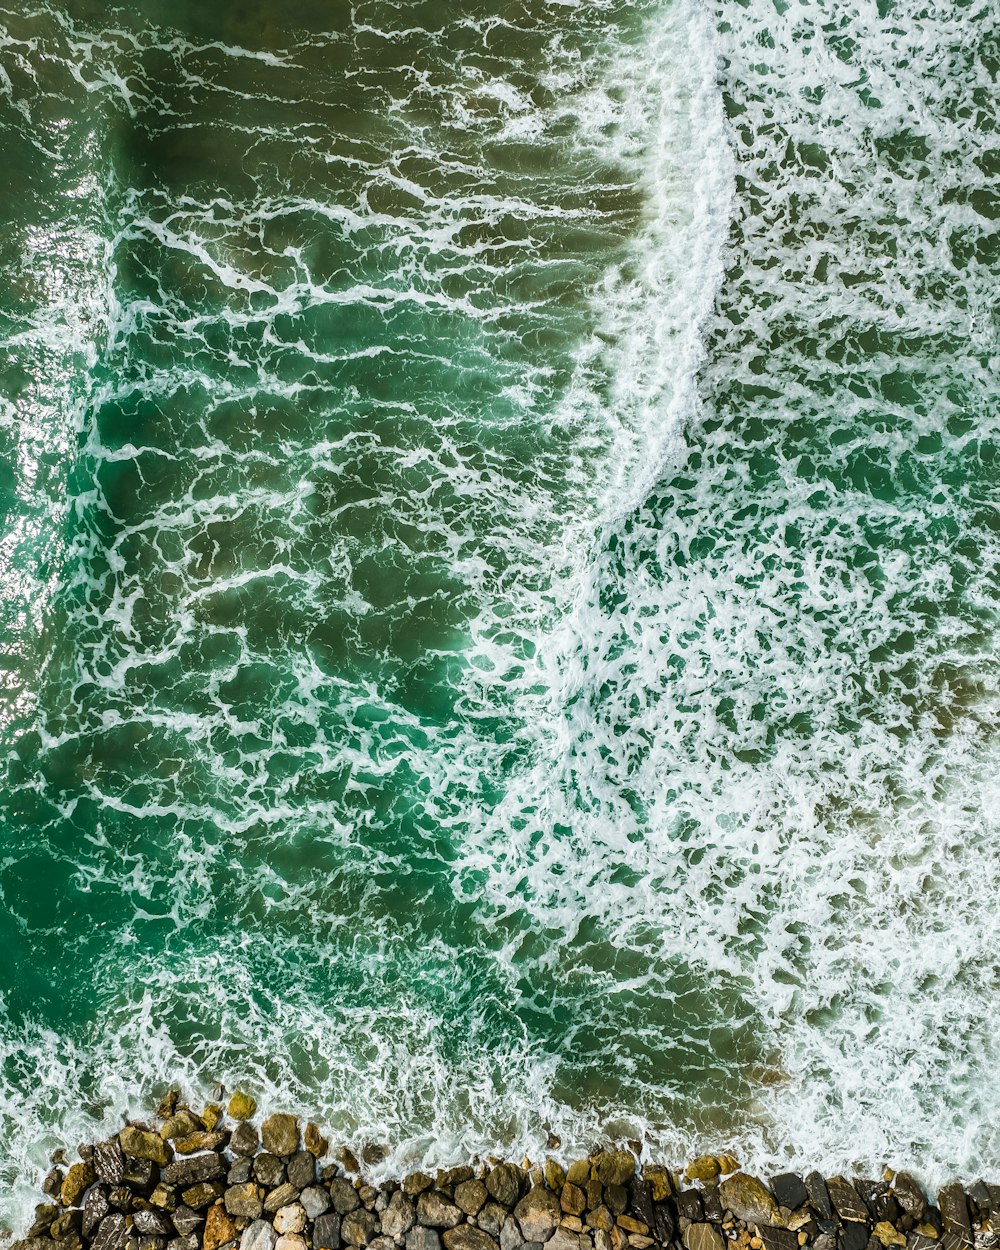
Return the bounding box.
[227,1091,257,1121]
[875,1223,907,1247]
[719,1174,784,1228]
[643,1167,672,1203]
[204,1202,237,1250]
[685,1157,721,1183]
[60,1162,94,1208]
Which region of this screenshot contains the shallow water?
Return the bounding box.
[0,0,999,1231]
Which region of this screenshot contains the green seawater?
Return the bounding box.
[1,0,999,1227]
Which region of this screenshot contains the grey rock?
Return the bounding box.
[500,1216,524,1250]
[123,1157,158,1190]
[369,1240,396,1250]
[342,1210,379,1246]
[683,1226,724,1250]
[94,1143,126,1186]
[416,1192,463,1230]
[230,1125,260,1158]
[132,1212,172,1236]
[228,1160,253,1186]
[261,1115,300,1159]
[137,1236,166,1250]
[547,1232,582,1250]
[486,1167,523,1210]
[274,1205,307,1235]
[380,1192,415,1239]
[314,1215,342,1250]
[288,1153,316,1189]
[653,1203,675,1244]
[456,1184,488,1218]
[444,1228,500,1250]
[92,1214,128,1250]
[330,1180,362,1215]
[225,1184,263,1222]
[405,1229,442,1250]
[838,1223,868,1250]
[170,1208,202,1237]
[264,1185,300,1215]
[167,1237,199,1250]
[513,1188,561,1243]
[254,1155,286,1188]
[676,1192,704,1224]
[403,1176,435,1198]
[163,1155,225,1188]
[302,1187,331,1219]
[478,1205,509,1239]
[240,1222,278,1250]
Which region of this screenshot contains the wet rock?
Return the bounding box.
[805,1176,835,1221]
[443,1228,501,1250]
[92,1214,128,1250]
[938,1185,973,1250]
[605,1187,627,1218]
[359,1186,378,1212]
[120,1130,172,1169]
[416,1192,463,1230]
[161,1114,203,1142]
[252,1154,285,1188]
[302,1187,332,1220]
[240,1223,276,1250]
[838,1223,868,1250]
[275,1206,307,1235]
[60,1162,94,1208]
[872,1194,901,1226]
[174,1132,228,1156]
[631,1179,655,1228]
[651,1204,675,1245]
[227,1093,257,1122]
[314,1216,342,1250]
[701,1189,724,1224]
[342,1210,379,1246]
[487,1166,525,1209]
[123,1158,158,1192]
[83,1186,110,1235]
[456,1182,488,1217]
[305,1125,330,1159]
[133,1212,173,1236]
[263,1185,299,1215]
[403,1176,435,1198]
[164,1154,225,1188]
[562,1185,587,1217]
[228,1160,253,1186]
[338,1149,362,1175]
[515,1188,562,1242]
[683,1225,724,1250]
[225,1184,262,1222]
[479,1203,511,1239]
[595,1156,636,1189]
[230,1125,260,1158]
[969,1185,992,1219]
[586,1207,614,1234]
[759,1229,798,1250]
[330,1180,362,1215]
[587,1182,604,1213]
[720,1175,783,1228]
[827,1179,871,1225]
[28,1204,59,1237]
[261,1116,300,1159]
[287,1152,316,1189]
[406,1229,442,1250]
[685,1160,721,1184]
[171,1207,203,1236]
[180,1182,225,1210]
[566,1164,590,1189]
[94,1143,126,1186]
[772,1177,809,1211]
[363,1145,389,1167]
[642,1171,672,1205]
[381,1191,415,1239]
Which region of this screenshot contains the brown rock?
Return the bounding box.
[403,1174,434,1197]
[329,1180,361,1215]
[274,1206,307,1235]
[175,1132,227,1155]
[342,1210,379,1246]
[587,1208,614,1234]
[616,1219,648,1236]
[515,1188,561,1242]
[381,1191,415,1238]
[305,1124,329,1159]
[566,1163,590,1188]
[120,1128,172,1168]
[224,1184,262,1222]
[227,1093,257,1122]
[263,1184,298,1215]
[594,1156,635,1189]
[562,1186,586,1217]
[416,1192,463,1229]
[456,1182,488,1216]
[261,1115,299,1158]
[442,1229,500,1250]
[181,1182,225,1210]
[546,1163,567,1193]
[875,1224,907,1247]
[642,1169,671,1204]
[685,1160,721,1184]
[719,1176,783,1228]
[204,1203,237,1250]
[685,1233,724,1250]
[61,1163,95,1208]
[487,1165,524,1209]
[160,1113,202,1141]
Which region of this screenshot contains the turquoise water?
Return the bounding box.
[1,0,999,1230]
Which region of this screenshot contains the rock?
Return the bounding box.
[683,1225,724,1250]
[487,1166,525,1209]
[651,1205,674,1244]
[720,1175,783,1228]
[253,1154,285,1188]
[479,1204,510,1238]
[94,1143,126,1186]
[675,1192,703,1224]
[759,1230,798,1250]
[562,1186,586,1217]
[240,1223,276,1250]
[263,1186,299,1215]
[51,1210,83,1239]
[60,1162,95,1208]
[339,1149,362,1175]
[342,1210,379,1246]
[805,1175,834,1221]
[456,1182,488,1217]
[938,1186,972,1250]
[772,1177,809,1212]
[175,1132,228,1156]
[370,1239,396,1250]
[416,1192,464,1230]
[172,1208,203,1236]
[605,1188,627,1218]
[225,1184,262,1222]
[230,1124,259,1157]
[132,1212,172,1236]
[381,1191,415,1239]
[305,1124,330,1159]
[443,1229,500,1250]
[168,1237,199,1250]
[701,1190,724,1224]
[260,1115,300,1159]
[164,1154,226,1188]
[83,1185,110,1234]
[275,1206,307,1236]
[893,1178,927,1222]
[515,1188,562,1242]
[826,1179,870,1225]
[123,1156,158,1191]
[180,1182,225,1210]
[548,1231,583,1250]
[587,1208,614,1234]
[500,1216,524,1250]
[595,1156,635,1189]
[151,1184,178,1211]
[228,1093,257,1122]
[286,1152,315,1189]
[616,1219,648,1236]
[314,1216,342,1250]
[161,1114,203,1142]
[302,1187,331,1219]
[546,1163,566,1193]
[91,1214,128,1250]
[838,1223,868,1250]
[685,1160,721,1184]
[642,1171,671,1205]
[875,1224,907,1247]
[120,1129,172,1168]
[275,1236,307,1250]
[566,1164,590,1189]
[363,1145,389,1166]
[404,1175,435,1198]
[203,1204,237,1250]
[228,1160,253,1186]
[406,1230,442,1250]
[330,1179,362,1214]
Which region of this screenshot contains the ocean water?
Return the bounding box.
[0,0,999,1231]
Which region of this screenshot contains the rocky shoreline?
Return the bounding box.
[9,1095,992,1250]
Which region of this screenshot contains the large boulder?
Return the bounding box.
[486,1166,524,1210]
[380,1191,415,1239]
[513,1188,561,1242]
[416,1192,463,1230]
[594,1154,635,1188]
[719,1175,783,1228]
[442,1228,499,1250]
[119,1128,171,1168]
[261,1115,300,1158]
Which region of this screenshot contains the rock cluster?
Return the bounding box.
[11,1103,996,1250]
